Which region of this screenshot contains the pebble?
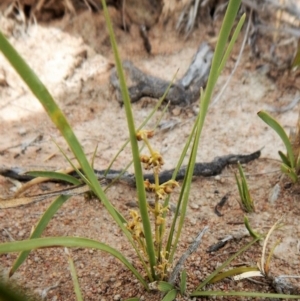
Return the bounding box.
[172,107,181,116]
[236,282,244,288]
[113,294,121,300]
[205,193,211,199]
[18,230,25,237]
[114,281,122,288]
[187,237,193,243]
[190,203,199,209]
[18,128,27,136]
[189,218,197,225]
[268,183,280,204]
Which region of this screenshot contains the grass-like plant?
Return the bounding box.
[258,110,300,183]
[0,0,300,300]
[235,162,255,213]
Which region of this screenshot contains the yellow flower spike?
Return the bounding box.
[144,179,151,189]
[151,151,164,167]
[140,154,150,163]
[146,130,155,139]
[163,186,173,194]
[148,181,180,200]
[129,209,139,220]
[136,129,154,141]
[156,216,165,226]
[144,180,156,192]
[163,180,179,188]
[126,210,145,240]
[156,188,166,199]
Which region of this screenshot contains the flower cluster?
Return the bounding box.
[144,179,179,200]
[126,210,144,240]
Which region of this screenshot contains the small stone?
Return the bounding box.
[189,218,197,225]
[114,281,122,288]
[190,203,199,209]
[268,183,280,204]
[205,193,211,199]
[113,294,121,300]
[214,175,221,181]
[172,107,181,116]
[237,282,244,288]
[18,128,27,136]
[86,291,93,298]
[18,230,25,237]
[187,237,193,243]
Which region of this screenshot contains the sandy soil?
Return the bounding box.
[0,5,300,301]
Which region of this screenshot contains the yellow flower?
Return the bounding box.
[126,210,144,239]
[136,129,154,141]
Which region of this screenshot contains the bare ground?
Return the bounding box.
[0,6,300,301]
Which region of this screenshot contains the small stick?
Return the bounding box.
[168,226,208,285]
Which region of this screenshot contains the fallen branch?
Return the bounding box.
[110,42,213,106]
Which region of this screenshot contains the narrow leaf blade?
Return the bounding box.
[27,171,81,185]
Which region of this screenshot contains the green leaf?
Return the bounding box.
[65,248,83,301]
[26,171,81,185]
[90,144,98,168]
[235,173,243,199]
[258,111,295,168]
[217,13,246,76]
[104,73,175,178]
[235,163,255,213]
[161,289,177,301]
[244,216,261,240]
[157,281,174,292]
[180,270,187,295]
[101,0,156,280]
[281,163,298,183]
[209,266,259,284]
[0,237,148,290]
[9,195,71,276]
[0,27,146,281]
[195,237,259,291]
[167,0,243,263]
[291,41,300,68]
[278,151,291,167]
